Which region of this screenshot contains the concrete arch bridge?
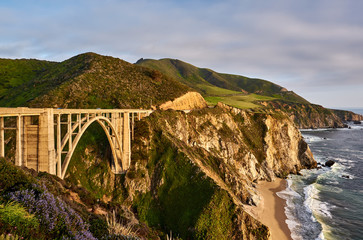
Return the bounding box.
[0,108,152,179]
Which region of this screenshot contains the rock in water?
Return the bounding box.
[325,160,335,167]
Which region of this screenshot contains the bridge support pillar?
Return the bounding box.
[15,116,23,166]
[123,112,131,170]
[21,116,39,171]
[111,112,123,173]
[38,109,56,174]
[0,117,4,158]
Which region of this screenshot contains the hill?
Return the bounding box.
[0,53,191,109]
[136,58,363,128]
[0,58,56,99]
[136,58,310,109]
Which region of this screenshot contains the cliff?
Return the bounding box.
[115,103,316,239]
[159,91,208,110]
[332,109,363,122]
[260,100,353,129]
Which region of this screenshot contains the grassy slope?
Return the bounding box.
[136,58,310,109]
[0,58,56,100]
[0,53,191,109]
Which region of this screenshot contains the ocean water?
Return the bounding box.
[277,117,363,240]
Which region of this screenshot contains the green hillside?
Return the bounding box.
[0,53,191,108]
[136,58,310,109]
[0,58,56,99]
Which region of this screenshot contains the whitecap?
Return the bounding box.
[302,134,326,143]
[277,181,304,240]
[304,184,333,219]
[300,128,331,132]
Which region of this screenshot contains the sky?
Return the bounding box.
[1,0,363,109]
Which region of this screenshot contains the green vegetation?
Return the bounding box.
[132,132,239,239]
[205,94,276,109]
[0,201,39,237]
[195,190,235,240]
[65,122,114,200]
[0,53,190,109]
[0,58,55,99]
[134,133,216,238]
[136,58,310,110]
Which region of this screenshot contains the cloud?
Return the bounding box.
[1,0,363,107]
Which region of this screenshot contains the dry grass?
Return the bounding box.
[106,210,139,238]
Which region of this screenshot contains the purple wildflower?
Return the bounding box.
[8,184,96,240]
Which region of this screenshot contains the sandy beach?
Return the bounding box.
[244,178,292,240]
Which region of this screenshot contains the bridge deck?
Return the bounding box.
[0,107,152,117]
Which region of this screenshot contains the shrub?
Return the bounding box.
[0,158,33,195]
[8,184,95,240]
[0,233,20,240]
[0,201,39,237]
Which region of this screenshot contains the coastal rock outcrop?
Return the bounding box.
[261,101,350,129]
[325,160,335,167]
[333,109,363,122]
[159,91,208,110]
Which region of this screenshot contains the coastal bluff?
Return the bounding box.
[117,102,317,239]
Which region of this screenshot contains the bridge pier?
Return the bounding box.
[0,117,4,158]
[123,112,131,170]
[38,109,56,174]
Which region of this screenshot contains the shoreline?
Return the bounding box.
[244,178,292,240]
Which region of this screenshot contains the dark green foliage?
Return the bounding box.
[195,190,235,240]
[0,58,55,99]
[89,216,109,239]
[133,134,218,239]
[65,122,116,200]
[0,158,33,195]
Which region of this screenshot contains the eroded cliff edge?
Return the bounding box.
[113,103,316,239]
[261,101,363,129]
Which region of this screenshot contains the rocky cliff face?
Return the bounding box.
[121,103,316,239]
[261,101,350,129]
[332,109,363,122]
[159,91,208,110]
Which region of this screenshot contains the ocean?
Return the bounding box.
[277,109,363,240]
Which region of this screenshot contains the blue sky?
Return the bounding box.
[1,0,363,109]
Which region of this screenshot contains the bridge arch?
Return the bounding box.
[60,116,123,179]
[0,108,152,178]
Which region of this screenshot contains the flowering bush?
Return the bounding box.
[0,201,38,238]
[8,184,95,240]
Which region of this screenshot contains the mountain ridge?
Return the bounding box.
[136,58,310,104]
[136,57,363,127]
[0,53,191,109]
